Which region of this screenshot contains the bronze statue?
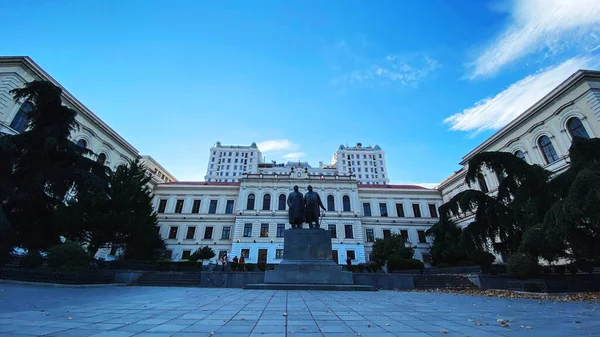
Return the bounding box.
[304,185,326,229]
[287,185,304,228]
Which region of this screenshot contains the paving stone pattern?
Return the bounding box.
[0,284,598,336]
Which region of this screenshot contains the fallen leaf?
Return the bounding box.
[385,323,390,326]
[526,326,532,329]
[282,313,288,316]
[440,330,448,334]
[575,321,581,324]
[367,324,371,328]
[68,317,72,320]
[209,332,215,335]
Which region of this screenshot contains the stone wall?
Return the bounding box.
[353,273,415,290]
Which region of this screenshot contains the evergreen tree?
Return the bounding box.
[370,233,414,267]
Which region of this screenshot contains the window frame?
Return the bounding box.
[278,194,286,211]
[262,194,271,211]
[365,228,374,242]
[174,199,184,213]
[243,223,252,237]
[412,204,421,218]
[221,226,231,240]
[208,200,218,214]
[203,226,214,240]
[328,224,337,238]
[379,203,388,217]
[363,203,372,216]
[246,194,256,210]
[327,195,335,212]
[395,203,405,217]
[344,224,354,239]
[566,117,589,139]
[342,195,351,212]
[225,200,234,214]
[260,223,269,237]
[538,135,559,164]
[191,200,201,214]
[185,226,196,240]
[276,224,285,237]
[168,226,178,240]
[157,199,167,213]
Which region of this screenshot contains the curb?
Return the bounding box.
[0,279,126,288]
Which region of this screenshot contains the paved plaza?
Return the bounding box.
[0,283,598,337]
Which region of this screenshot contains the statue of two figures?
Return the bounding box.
[287,185,326,229]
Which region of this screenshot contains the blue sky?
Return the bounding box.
[2,0,600,186]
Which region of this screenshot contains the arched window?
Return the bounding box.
[246,193,255,210]
[514,150,526,162]
[262,194,271,211]
[9,102,33,133]
[477,173,489,194]
[76,139,87,148]
[342,195,351,212]
[567,117,589,139]
[97,153,107,165]
[327,195,335,211]
[538,136,559,164]
[278,194,286,211]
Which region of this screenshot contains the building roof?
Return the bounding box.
[357,184,431,190]
[140,155,177,181]
[159,181,241,187]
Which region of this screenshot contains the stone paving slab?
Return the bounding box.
[0,284,598,336]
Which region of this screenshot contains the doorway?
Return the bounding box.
[332,250,339,264]
[258,249,268,264]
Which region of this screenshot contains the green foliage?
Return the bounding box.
[46,241,91,269]
[368,262,380,272]
[427,220,469,266]
[436,263,453,268]
[387,256,424,272]
[257,262,266,271]
[553,265,565,275]
[506,253,540,280]
[355,264,365,273]
[19,250,44,268]
[189,246,216,263]
[230,262,239,271]
[156,260,171,271]
[370,234,414,266]
[470,251,496,267]
[245,263,256,271]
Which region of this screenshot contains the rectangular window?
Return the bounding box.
[383,229,391,239]
[243,223,252,237]
[191,200,201,213]
[260,223,269,237]
[221,226,231,240]
[344,225,353,239]
[225,200,235,214]
[168,226,178,239]
[208,200,218,214]
[363,203,372,216]
[157,199,167,213]
[400,230,409,242]
[428,204,438,218]
[185,227,196,240]
[347,250,356,260]
[418,230,427,244]
[241,249,250,258]
[182,250,191,260]
[204,226,213,240]
[366,229,374,242]
[277,224,285,237]
[174,199,184,213]
[396,203,405,217]
[379,203,388,217]
[412,204,422,218]
[109,246,118,256]
[328,224,337,238]
[275,249,284,259]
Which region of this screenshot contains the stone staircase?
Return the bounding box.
[133,272,201,287]
[414,275,477,289]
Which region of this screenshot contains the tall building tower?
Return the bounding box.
[331,142,389,185]
[205,142,263,182]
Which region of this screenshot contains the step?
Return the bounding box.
[244,283,376,291]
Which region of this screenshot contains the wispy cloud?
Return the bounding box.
[469,0,600,79]
[256,139,299,153]
[282,152,305,160]
[446,56,596,134]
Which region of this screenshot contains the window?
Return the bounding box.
[344,225,353,239]
[477,174,489,194]
[191,200,201,213]
[327,195,335,211]
[174,199,184,213]
[157,199,167,213]
[412,204,421,218]
[417,230,427,244]
[262,194,271,211]
[363,203,372,216]
[278,194,286,211]
[383,229,391,239]
[538,135,559,164]
[219,250,227,259]
[260,223,269,237]
[109,246,118,256]
[400,230,409,242]
[396,203,405,217]
[97,153,107,165]
[208,200,218,214]
[428,204,438,218]
[221,226,231,240]
[241,249,250,258]
[275,249,284,259]
[246,194,255,210]
[185,227,196,240]
[165,250,173,260]
[243,223,252,237]
[347,250,356,260]
[204,226,213,240]
[342,196,351,212]
[366,229,374,242]
[76,139,87,148]
[9,102,32,133]
[329,224,337,238]
[379,203,388,217]
[514,150,526,161]
[182,250,191,260]
[277,224,285,237]
[225,200,234,214]
[168,226,178,239]
[567,117,589,139]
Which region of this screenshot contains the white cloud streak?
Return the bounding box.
[256,139,299,153]
[282,152,305,160]
[446,56,594,133]
[469,0,600,79]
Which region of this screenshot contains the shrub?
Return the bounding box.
[230,262,239,271]
[553,265,566,275]
[471,251,496,267]
[189,246,215,264]
[567,263,578,275]
[355,265,365,273]
[346,265,355,272]
[387,256,424,272]
[436,263,453,269]
[47,242,91,269]
[156,260,171,271]
[576,261,594,274]
[368,262,380,273]
[457,260,475,267]
[257,262,266,271]
[19,250,44,268]
[245,263,256,271]
[506,253,540,280]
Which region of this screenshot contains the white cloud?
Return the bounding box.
[282,152,305,160]
[446,56,594,133]
[256,139,299,153]
[469,0,600,79]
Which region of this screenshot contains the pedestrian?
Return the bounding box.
[233,256,238,263]
[239,255,245,270]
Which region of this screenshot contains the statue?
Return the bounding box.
[287,185,304,228]
[304,185,326,229]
